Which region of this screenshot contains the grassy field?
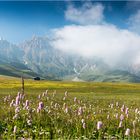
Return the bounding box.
[0,75,140,139]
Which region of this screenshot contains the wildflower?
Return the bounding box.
[38,94,41,99]
[121,105,125,112]
[125,128,130,136]
[10,99,14,107]
[50,101,53,106]
[37,102,44,113]
[78,107,83,115]
[82,123,86,129]
[120,114,124,121]
[27,119,32,126]
[38,102,44,110]
[19,93,23,99]
[13,126,17,133]
[53,90,56,97]
[64,91,68,97]
[65,106,68,113]
[63,103,66,109]
[25,100,29,107]
[15,107,20,114]
[119,121,123,128]
[107,114,110,119]
[110,104,113,108]
[81,119,84,124]
[115,113,118,119]
[74,97,77,102]
[135,108,138,114]
[37,108,40,113]
[4,96,7,102]
[13,114,19,120]
[133,120,136,128]
[126,114,129,118]
[15,96,20,106]
[22,94,25,100]
[42,92,45,97]
[116,102,119,107]
[46,90,48,94]
[77,100,81,104]
[125,108,129,114]
[54,103,57,108]
[97,121,103,130]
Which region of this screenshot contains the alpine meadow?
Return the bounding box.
[0,1,140,139]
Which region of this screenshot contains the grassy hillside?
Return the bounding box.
[0,64,39,78]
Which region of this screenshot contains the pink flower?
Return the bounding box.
[125,108,129,114]
[37,102,44,113]
[120,114,124,121]
[38,102,44,110]
[97,121,103,130]
[15,96,20,106]
[17,92,20,96]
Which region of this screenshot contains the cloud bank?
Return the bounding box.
[52,25,140,66]
[52,3,140,68]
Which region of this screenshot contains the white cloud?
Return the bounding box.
[65,3,104,25]
[128,10,140,34]
[52,24,140,67]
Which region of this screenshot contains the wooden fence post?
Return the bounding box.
[21,76,24,94]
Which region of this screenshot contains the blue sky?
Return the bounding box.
[0,1,140,43]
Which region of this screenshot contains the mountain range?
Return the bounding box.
[1,36,140,82]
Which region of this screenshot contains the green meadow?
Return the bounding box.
[0,75,140,139]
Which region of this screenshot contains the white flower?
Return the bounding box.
[125,128,130,136]
[97,121,103,130]
[13,126,17,133]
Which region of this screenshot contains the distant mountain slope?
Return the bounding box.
[79,70,140,82]
[1,37,140,82]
